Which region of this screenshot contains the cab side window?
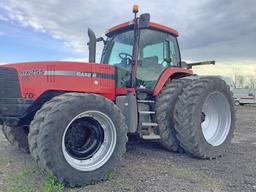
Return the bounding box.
[168,35,181,67]
[143,42,164,65]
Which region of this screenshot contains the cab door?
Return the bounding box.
[136,29,181,89]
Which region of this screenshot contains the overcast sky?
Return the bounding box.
[0,0,255,77]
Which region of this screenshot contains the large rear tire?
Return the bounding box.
[2,124,29,153]
[29,93,128,186]
[155,79,191,152]
[174,77,235,159]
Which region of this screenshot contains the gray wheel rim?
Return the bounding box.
[201,91,231,146]
[62,110,117,171]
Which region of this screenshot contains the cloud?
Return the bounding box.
[0,15,9,21]
[179,0,256,48]
[193,62,256,86]
[61,57,88,62]
[182,32,256,62]
[2,0,256,63]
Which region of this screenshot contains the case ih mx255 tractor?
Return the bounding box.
[0,6,234,186]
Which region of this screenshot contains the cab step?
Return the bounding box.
[137,100,155,103]
[139,111,155,114]
[142,134,161,140]
[141,122,158,127]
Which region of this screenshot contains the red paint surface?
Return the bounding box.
[1,62,192,101]
[153,67,192,96]
[106,21,179,37]
[116,88,136,95]
[149,22,179,36]
[106,21,130,35]
[3,61,116,101]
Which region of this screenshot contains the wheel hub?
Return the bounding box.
[62,110,117,171]
[64,117,104,160]
[201,91,231,146]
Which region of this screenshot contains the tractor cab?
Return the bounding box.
[88,6,182,91]
[102,23,181,89]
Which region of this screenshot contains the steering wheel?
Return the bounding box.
[119,53,132,60]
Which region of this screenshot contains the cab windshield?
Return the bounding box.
[101,29,181,88]
[101,30,134,70]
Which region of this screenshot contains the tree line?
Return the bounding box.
[233,69,256,89]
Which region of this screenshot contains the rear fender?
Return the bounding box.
[153,67,193,96]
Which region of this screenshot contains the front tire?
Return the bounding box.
[2,124,29,153]
[29,93,128,186]
[174,77,235,159]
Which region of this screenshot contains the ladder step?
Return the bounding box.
[141,122,158,127]
[136,88,153,93]
[137,100,155,103]
[139,111,155,114]
[142,134,161,140]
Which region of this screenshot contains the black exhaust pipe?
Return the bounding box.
[88,28,96,63]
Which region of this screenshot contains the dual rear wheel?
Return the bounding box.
[156,77,235,159]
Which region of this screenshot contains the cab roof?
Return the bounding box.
[105,21,179,37]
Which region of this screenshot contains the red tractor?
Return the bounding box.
[0,6,235,186]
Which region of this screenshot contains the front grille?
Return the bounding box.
[0,67,26,117]
[0,67,21,98]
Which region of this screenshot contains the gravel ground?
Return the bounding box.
[0,105,255,192]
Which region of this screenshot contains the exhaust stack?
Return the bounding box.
[88,28,96,63]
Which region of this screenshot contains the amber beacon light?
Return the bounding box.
[133,4,139,13]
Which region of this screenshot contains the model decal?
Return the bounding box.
[20,69,45,76]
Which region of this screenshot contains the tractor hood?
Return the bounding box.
[1,61,116,101]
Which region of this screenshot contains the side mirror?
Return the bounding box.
[96,37,107,45]
[139,13,150,29]
[88,28,96,63]
[248,93,253,97]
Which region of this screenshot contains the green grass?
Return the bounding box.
[3,168,34,192]
[2,166,65,192]
[67,189,76,192]
[106,170,114,181]
[42,174,65,192]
